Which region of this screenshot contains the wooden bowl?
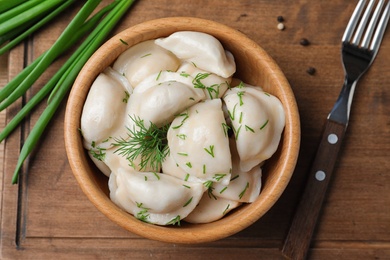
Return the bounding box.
[64,17,300,244]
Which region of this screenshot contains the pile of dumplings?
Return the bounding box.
[80,31,285,225]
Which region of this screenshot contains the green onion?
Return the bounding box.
[0,4,116,143]
[0,2,114,104]
[0,0,99,112]
[4,0,136,184]
[0,0,44,24]
[0,0,67,35]
[0,0,75,56]
[0,0,29,14]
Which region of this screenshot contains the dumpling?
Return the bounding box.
[88,152,111,177]
[112,40,180,88]
[81,68,130,150]
[161,153,202,183]
[125,71,205,130]
[155,31,236,78]
[167,99,232,185]
[178,62,231,99]
[223,83,285,172]
[184,193,241,224]
[212,139,262,203]
[104,147,160,173]
[108,168,205,225]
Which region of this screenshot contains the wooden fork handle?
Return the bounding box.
[282,119,347,260]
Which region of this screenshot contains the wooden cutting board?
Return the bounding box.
[1,0,390,259]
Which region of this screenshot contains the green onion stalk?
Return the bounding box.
[0,0,136,184]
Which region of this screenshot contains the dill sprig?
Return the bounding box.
[113,116,170,171]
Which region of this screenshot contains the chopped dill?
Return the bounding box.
[260,119,269,130]
[120,38,128,45]
[113,116,170,171]
[204,145,215,157]
[166,215,181,226]
[183,197,193,207]
[239,182,250,199]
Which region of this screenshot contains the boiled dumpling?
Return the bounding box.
[212,139,262,203]
[125,71,205,130]
[162,153,203,183]
[155,31,236,78]
[223,83,285,172]
[167,99,232,185]
[81,68,130,150]
[178,62,231,99]
[88,152,111,177]
[104,147,160,173]
[112,40,180,88]
[108,168,205,225]
[184,193,241,224]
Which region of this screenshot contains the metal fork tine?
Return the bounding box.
[361,0,386,48]
[369,0,390,51]
[352,0,376,45]
[342,0,367,42]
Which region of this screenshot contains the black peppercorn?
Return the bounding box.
[300,38,310,46]
[277,16,284,22]
[307,67,316,75]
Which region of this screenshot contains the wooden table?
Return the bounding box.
[1,1,390,259]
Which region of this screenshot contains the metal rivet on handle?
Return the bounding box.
[327,133,338,144]
[315,170,326,181]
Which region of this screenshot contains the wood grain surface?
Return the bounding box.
[1,0,390,259]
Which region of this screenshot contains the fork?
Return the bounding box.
[281,1,390,259]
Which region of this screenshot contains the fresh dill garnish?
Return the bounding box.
[213,173,226,182]
[120,38,129,45]
[166,215,181,226]
[228,103,237,121]
[89,141,106,161]
[219,186,228,194]
[204,180,217,200]
[206,84,221,99]
[152,172,160,180]
[222,123,231,137]
[237,91,245,106]
[183,197,193,207]
[172,111,189,129]
[186,162,192,168]
[122,90,130,103]
[223,204,230,215]
[230,175,240,181]
[260,119,269,130]
[140,53,152,58]
[204,145,215,157]
[176,134,187,140]
[136,203,150,223]
[239,182,250,199]
[156,70,162,81]
[232,124,242,140]
[203,164,206,174]
[245,125,255,133]
[184,173,190,181]
[180,72,191,77]
[113,116,170,171]
[192,72,210,89]
[177,152,188,156]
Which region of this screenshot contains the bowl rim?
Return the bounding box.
[64,17,300,244]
